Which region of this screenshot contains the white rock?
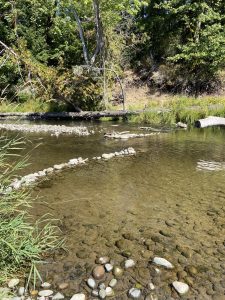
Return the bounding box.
[153,257,174,269]
[12,297,21,300]
[102,153,115,160]
[154,268,161,274]
[38,170,46,177]
[54,164,64,170]
[87,278,96,289]
[92,290,99,297]
[38,290,54,297]
[109,278,117,288]
[69,159,78,165]
[105,263,113,272]
[128,147,136,155]
[172,281,189,295]
[52,292,65,300]
[46,167,54,173]
[8,278,20,288]
[70,294,86,300]
[125,259,135,269]
[11,180,22,190]
[99,283,106,290]
[97,256,110,264]
[99,289,106,299]
[129,288,141,299]
[148,282,155,290]
[18,287,25,296]
[41,282,51,288]
[105,287,114,297]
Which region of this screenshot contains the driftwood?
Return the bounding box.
[195,116,225,128]
[0,109,169,121]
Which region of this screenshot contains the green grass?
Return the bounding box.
[128,95,225,125]
[1,95,225,125]
[0,136,62,285]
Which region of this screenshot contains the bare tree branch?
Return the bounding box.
[90,0,104,65]
[72,8,90,65]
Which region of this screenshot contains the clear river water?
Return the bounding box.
[2,121,225,300]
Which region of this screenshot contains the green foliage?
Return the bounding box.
[134,0,225,94]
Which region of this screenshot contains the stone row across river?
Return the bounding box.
[7,148,136,191]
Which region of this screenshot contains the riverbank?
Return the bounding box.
[0,95,225,125]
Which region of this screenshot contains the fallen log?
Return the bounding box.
[195,116,225,128]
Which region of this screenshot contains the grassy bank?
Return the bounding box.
[0,95,225,125]
[0,137,62,286]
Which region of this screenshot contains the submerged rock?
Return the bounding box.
[125,259,135,269]
[152,257,174,269]
[96,256,110,264]
[70,293,86,300]
[113,266,124,278]
[105,263,113,272]
[102,153,115,160]
[38,290,54,297]
[172,281,189,295]
[58,282,69,290]
[99,289,106,299]
[87,278,96,289]
[105,287,114,297]
[41,282,51,288]
[52,292,65,300]
[92,265,105,280]
[129,288,141,299]
[109,278,117,288]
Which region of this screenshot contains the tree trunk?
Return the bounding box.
[91,0,104,65]
[73,8,90,65]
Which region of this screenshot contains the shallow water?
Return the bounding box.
[2,121,225,299]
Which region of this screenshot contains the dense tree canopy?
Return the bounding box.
[0,0,225,109]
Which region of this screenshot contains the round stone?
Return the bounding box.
[92,265,105,280]
[96,256,110,264]
[105,263,113,272]
[87,278,96,289]
[70,293,86,300]
[172,281,189,295]
[92,290,99,297]
[113,266,124,278]
[125,259,135,269]
[109,278,117,288]
[149,282,155,290]
[99,289,106,299]
[38,290,54,297]
[52,292,65,300]
[129,288,141,299]
[152,257,174,269]
[8,278,20,288]
[30,290,38,297]
[99,283,106,290]
[106,287,114,297]
[59,282,69,290]
[18,287,25,296]
[41,282,51,288]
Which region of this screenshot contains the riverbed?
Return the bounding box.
[1,121,225,300]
